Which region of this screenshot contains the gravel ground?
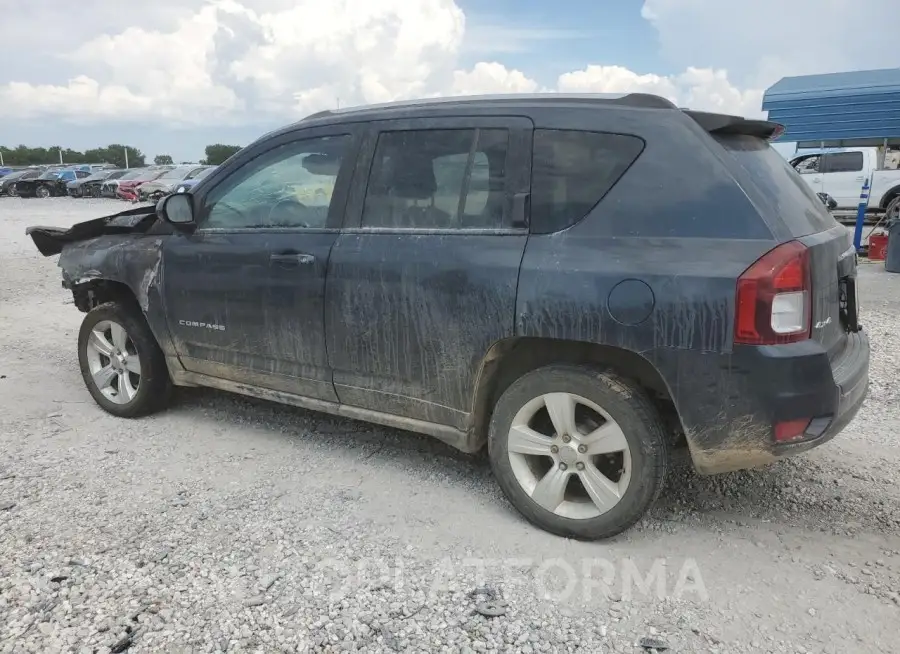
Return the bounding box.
[1,198,899,654]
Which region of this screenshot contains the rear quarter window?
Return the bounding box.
[531,129,644,234]
[713,135,838,237]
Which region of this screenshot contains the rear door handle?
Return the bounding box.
[270,252,315,266]
[855,176,865,181]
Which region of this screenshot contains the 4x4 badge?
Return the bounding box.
[815,317,832,329]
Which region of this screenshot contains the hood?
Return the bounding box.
[26,205,164,257]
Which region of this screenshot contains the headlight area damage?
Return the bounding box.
[27,205,163,257]
[26,205,170,314]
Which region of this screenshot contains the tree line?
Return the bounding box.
[0,144,243,169]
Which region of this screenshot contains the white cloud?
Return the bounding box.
[555,64,763,117]
[1,77,153,119]
[3,0,874,131]
[0,0,464,123]
[557,65,679,103]
[451,63,541,96]
[676,68,764,117]
[227,0,466,113]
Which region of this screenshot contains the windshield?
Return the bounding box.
[157,167,194,181]
[192,167,215,180]
[37,171,60,180]
[118,170,144,181]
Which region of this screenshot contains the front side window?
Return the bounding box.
[793,155,820,174]
[202,135,350,230]
[361,128,509,230]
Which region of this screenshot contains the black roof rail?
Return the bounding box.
[299,92,677,122]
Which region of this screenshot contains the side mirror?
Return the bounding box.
[157,192,195,228]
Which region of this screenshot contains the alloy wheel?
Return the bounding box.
[84,320,142,404]
[507,392,632,520]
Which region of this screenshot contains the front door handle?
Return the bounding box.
[270,252,315,266]
[855,176,865,181]
[812,177,821,183]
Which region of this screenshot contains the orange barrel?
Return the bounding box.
[869,233,889,261]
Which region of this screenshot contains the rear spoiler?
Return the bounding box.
[684,110,785,141]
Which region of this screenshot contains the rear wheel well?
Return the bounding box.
[881,185,900,208]
[71,279,140,315]
[470,338,683,450]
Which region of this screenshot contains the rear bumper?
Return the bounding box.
[682,332,869,474]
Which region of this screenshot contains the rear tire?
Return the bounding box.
[77,302,172,418]
[884,195,900,223]
[488,364,668,540]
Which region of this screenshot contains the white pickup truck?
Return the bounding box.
[789,147,900,210]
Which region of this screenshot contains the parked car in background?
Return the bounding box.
[25,93,868,540]
[0,168,41,196]
[138,165,211,202]
[100,169,143,198]
[790,146,900,210]
[68,169,127,198]
[174,166,217,193]
[116,169,169,201]
[15,169,91,198]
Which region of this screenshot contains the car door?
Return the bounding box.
[820,150,866,208]
[790,153,824,197]
[161,125,360,401]
[325,116,532,429]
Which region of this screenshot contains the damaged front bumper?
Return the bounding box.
[26,205,160,257]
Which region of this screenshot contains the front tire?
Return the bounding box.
[488,364,668,540]
[77,302,172,418]
[36,185,51,198]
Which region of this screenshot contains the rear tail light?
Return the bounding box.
[735,241,811,345]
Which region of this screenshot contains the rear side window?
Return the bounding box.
[821,151,863,173]
[530,129,644,234]
[713,135,837,237]
[362,128,510,230]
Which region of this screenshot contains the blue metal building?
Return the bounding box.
[763,68,900,148]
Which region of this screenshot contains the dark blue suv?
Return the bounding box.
[28,94,869,539]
